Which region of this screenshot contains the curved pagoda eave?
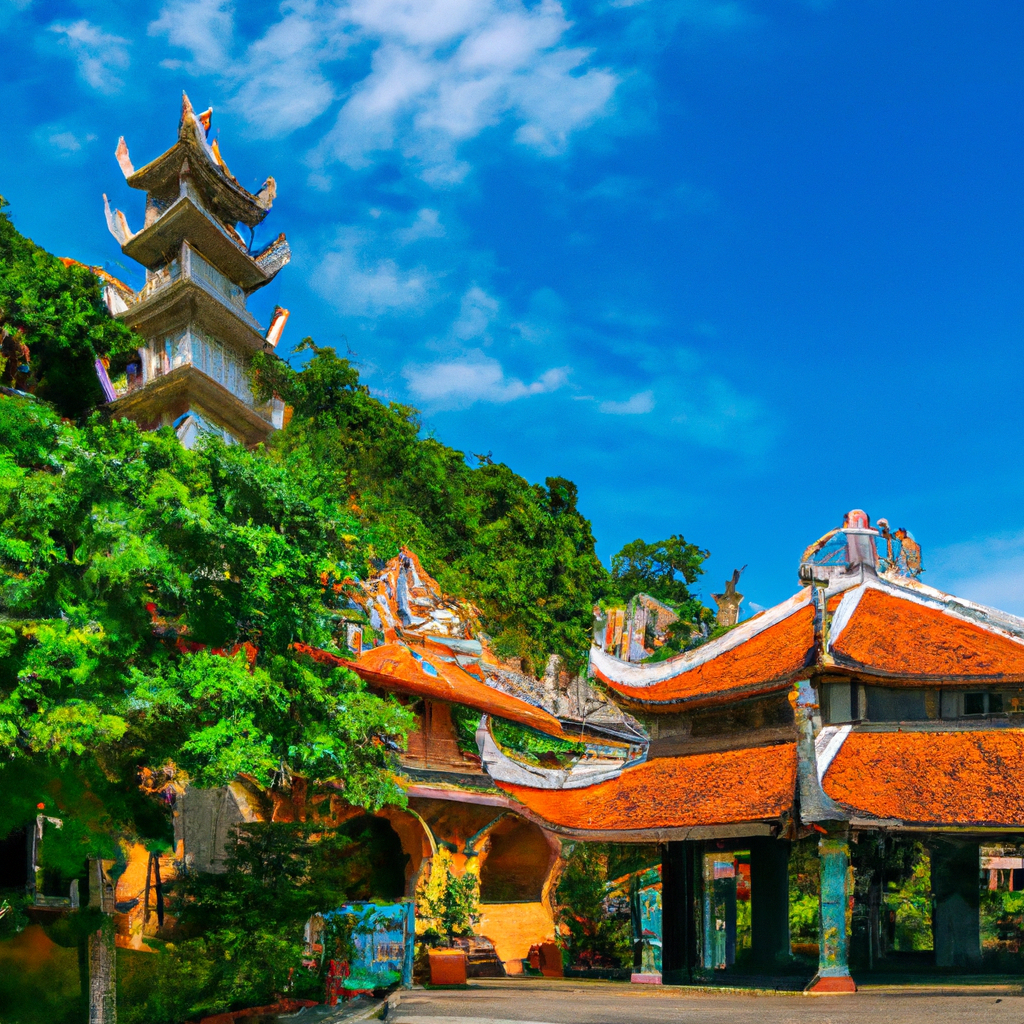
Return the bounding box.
[125,95,273,229]
[122,195,288,291]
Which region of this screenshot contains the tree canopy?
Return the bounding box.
[0,196,137,418]
[252,340,613,672]
[0,395,412,871]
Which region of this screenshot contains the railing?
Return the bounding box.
[119,327,272,424]
[125,242,263,334]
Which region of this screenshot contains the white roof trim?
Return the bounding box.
[590,588,812,689]
[815,724,851,784]
[828,576,1024,654]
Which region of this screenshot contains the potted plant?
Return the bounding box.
[421,858,480,986]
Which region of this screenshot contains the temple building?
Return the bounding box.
[94,510,1024,987]
[97,94,291,447]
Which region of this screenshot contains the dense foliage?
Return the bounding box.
[0,398,410,802]
[0,395,412,986]
[0,196,137,417]
[253,341,637,673]
[128,820,404,1022]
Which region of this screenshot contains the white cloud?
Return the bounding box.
[396,208,445,244]
[451,286,499,341]
[403,350,568,409]
[149,0,618,180]
[600,389,655,415]
[311,227,435,316]
[148,0,231,72]
[49,20,130,93]
[34,125,98,155]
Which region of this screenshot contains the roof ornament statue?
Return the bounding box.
[799,509,923,585]
[711,566,746,627]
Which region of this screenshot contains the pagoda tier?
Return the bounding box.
[122,93,275,230]
[110,364,277,448]
[122,192,289,292]
[115,241,268,353]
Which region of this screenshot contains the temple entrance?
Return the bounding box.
[703,850,750,969]
[480,817,552,903]
[332,815,408,902]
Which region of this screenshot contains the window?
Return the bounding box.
[943,691,1008,718]
[963,692,1003,717]
[864,687,930,722]
[821,681,857,724]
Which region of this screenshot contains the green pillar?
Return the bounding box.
[806,834,856,993]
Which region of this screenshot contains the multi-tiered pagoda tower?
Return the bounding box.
[101,94,290,447]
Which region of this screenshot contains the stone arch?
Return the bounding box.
[330,814,409,901]
[376,807,435,898]
[479,815,556,904]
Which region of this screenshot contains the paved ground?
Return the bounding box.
[389,977,1024,1024]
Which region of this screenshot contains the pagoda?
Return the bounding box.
[100,93,291,447]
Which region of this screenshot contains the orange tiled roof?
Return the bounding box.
[293,642,571,740]
[830,586,1024,681]
[822,729,1024,826]
[498,743,797,833]
[591,600,815,708]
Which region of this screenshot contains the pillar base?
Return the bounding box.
[805,974,856,994]
[631,973,662,985]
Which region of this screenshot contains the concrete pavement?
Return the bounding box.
[389,977,1024,1024]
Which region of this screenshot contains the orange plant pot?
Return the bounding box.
[428,949,468,986]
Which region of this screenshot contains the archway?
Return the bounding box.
[480,816,554,903]
[332,815,408,901]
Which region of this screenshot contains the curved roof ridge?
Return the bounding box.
[878,573,1024,639]
[829,576,1024,651]
[590,587,811,688]
[497,742,798,836]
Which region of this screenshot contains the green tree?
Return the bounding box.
[0,394,413,1018]
[252,341,609,672]
[0,196,138,418]
[554,842,631,970]
[609,534,713,638]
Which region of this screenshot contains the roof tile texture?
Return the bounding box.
[596,605,815,706]
[294,642,569,739]
[499,743,797,831]
[832,588,1024,679]
[824,729,1024,826]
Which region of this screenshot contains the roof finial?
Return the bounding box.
[712,566,746,627]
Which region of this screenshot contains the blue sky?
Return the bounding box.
[2,0,1023,615]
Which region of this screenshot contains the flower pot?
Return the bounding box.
[428,949,468,986]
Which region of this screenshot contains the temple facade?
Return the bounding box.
[107,509,1024,989]
[98,94,291,447]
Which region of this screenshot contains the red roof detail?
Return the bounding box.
[498,743,797,832]
[823,730,1024,826]
[831,588,1024,680]
[293,642,569,739]
[594,605,815,707]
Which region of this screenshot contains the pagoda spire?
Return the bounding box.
[98,94,291,447]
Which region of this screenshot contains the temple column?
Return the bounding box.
[806,833,856,993]
[661,841,701,984]
[930,838,981,969]
[750,837,791,969]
